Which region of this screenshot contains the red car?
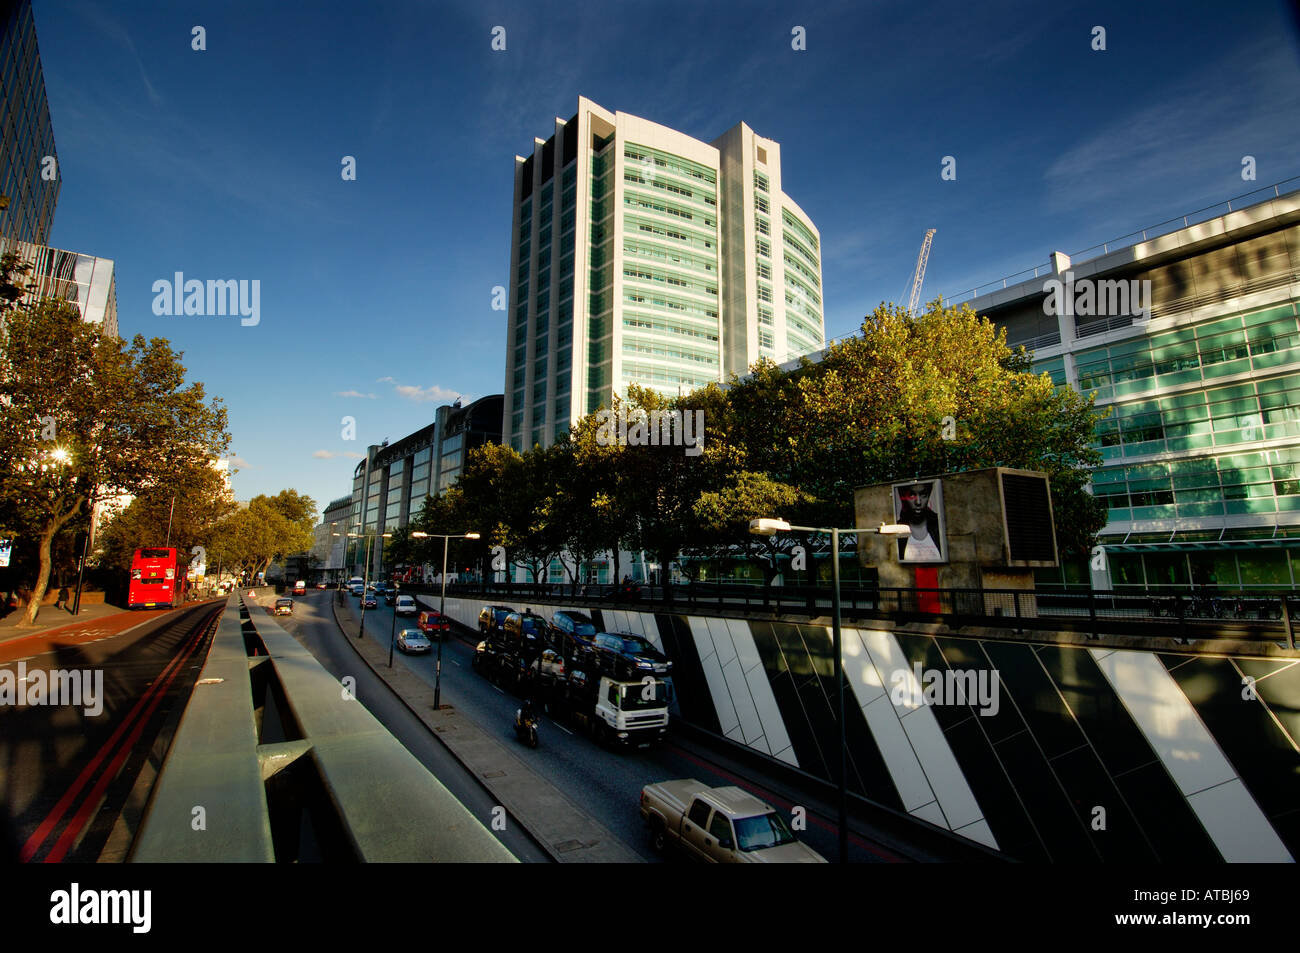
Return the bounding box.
[418,610,452,638]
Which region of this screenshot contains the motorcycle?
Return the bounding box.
[514,705,539,748]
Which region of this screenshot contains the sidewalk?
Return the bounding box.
[0,600,129,646]
[329,593,640,862]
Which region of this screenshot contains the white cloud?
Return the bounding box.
[228,454,252,468]
[312,450,367,460]
[335,390,378,399]
[376,376,396,383]
[394,383,462,403]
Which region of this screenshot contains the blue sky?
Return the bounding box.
[34,0,1300,519]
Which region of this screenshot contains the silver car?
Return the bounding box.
[397,629,433,654]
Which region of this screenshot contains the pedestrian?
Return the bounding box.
[56,586,70,610]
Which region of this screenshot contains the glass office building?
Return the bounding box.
[0,237,118,338]
[504,96,825,452]
[0,0,58,246]
[964,182,1300,591]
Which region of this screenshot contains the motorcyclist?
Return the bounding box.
[516,697,537,728]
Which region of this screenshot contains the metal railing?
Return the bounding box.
[948,177,1300,305]
[421,579,1298,647]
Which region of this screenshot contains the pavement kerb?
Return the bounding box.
[325,592,641,863]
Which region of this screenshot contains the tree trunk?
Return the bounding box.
[658,549,674,603]
[561,554,578,596]
[21,499,83,625]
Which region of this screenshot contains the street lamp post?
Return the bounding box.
[348,528,391,639]
[750,517,910,864]
[388,581,401,667]
[412,530,479,709]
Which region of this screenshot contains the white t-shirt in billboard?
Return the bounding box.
[904,534,941,561]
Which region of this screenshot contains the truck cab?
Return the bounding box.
[590,675,669,747]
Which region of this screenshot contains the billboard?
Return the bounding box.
[0,538,11,568]
[892,479,947,563]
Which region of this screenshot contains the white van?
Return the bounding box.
[394,595,418,616]
[348,576,365,596]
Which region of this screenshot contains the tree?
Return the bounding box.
[0,298,230,623]
[724,300,1108,559]
[566,403,639,584]
[616,384,744,598]
[0,251,33,314]
[695,471,816,594]
[207,491,316,583]
[96,460,237,571]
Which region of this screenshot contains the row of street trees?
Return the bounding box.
[0,252,316,622]
[0,253,230,623]
[387,302,1109,593]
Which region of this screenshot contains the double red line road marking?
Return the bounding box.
[19,609,219,863]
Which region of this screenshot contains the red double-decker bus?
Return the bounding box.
[128,547,186,609]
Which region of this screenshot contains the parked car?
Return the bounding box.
[397,629,433,654]
[274,598,294,616]
[478,604,514,636]
[394,595,418,616]
[418,610,452,637]
[640,780,825,863]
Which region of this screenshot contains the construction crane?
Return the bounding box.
[904,228,936,317]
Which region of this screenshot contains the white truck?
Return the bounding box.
[639,780,826,862]
[562,670,669,747]
[475,635,670,747]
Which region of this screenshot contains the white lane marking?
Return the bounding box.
[492,685,504,695]
[451,659,460,667]
[551,721,573,735]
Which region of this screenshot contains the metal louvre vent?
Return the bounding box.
[1001,473,1056,562]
